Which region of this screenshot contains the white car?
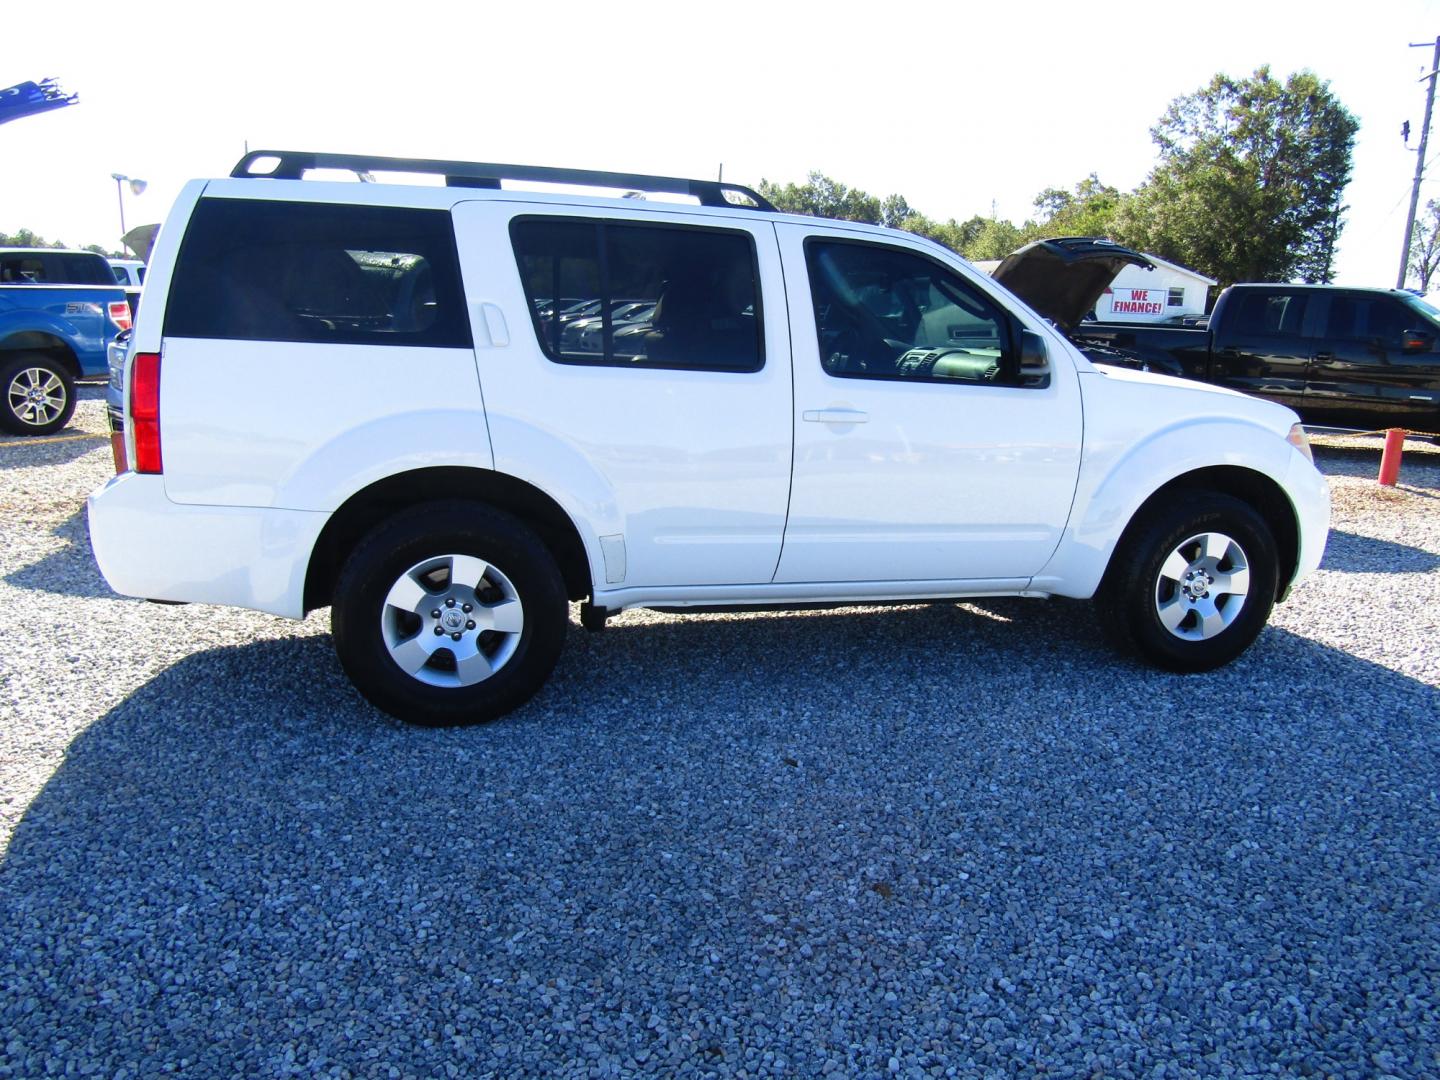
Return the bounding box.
[88,150,1330,726]
[107,258,145,287]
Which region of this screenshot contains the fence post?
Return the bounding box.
[1378,429,1406,487]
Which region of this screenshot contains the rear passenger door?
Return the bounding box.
[451,202,793,589]
[1207,288,1314,413]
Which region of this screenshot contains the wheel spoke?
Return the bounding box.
[1157,596,1189,632]
[1159,550,1190,582]
[1210,566,1250,598]
[384,572,430,615]
[486,598,524,634]
[1203,532,1231,563]
[452,640,495,686]
[389,635,438,675]
[1196,597,1226,638]
[448,554,490,592]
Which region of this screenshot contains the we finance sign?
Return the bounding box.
[1105,287,1165,317]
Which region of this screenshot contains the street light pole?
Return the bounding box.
[110,172,146,256]
[1398,37,1440,289]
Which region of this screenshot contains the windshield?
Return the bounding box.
[1402,293,1440,323]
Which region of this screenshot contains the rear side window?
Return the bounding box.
[165,198,471,348]
[1228,291,1310,338]
[0,253,112,285]
[510,217,762,372]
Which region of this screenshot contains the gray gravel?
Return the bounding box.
[1,395,1437,1078]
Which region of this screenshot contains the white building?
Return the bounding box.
[1096,255,1216,323]
[974,251,1217,324]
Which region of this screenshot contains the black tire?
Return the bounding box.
[1096,490,1279,673]
[331,501,568,726]
[0,353,77,436]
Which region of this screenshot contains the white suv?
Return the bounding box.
[88,151,1330,726]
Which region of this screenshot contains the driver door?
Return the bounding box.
[774,224,1083,585]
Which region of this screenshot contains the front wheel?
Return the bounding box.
[332,502,569,726]
[1096,491,1279,672]
[1,354,76,436]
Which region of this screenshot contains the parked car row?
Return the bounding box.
[0,247,139,434]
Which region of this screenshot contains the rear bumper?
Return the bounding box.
[86,473,326,618]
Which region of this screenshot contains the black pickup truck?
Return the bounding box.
[991,239,1440,434]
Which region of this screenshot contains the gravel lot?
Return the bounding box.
[1,389,1437,1078]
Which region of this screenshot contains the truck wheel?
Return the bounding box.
[1096,491,1278,672]
[1,354,76,436]
[331,502,568,726]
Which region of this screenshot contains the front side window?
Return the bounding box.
[164,199,471,347]
[510,218,762,372]
[805,239,1013,384]
[1327,295,1415,346]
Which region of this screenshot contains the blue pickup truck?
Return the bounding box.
[0,247,135,435]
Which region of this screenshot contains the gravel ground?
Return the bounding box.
[1,391,1437,1078]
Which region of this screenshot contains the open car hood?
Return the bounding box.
[990,237,1155,334]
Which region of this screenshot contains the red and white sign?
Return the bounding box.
[1104,287,1165,317]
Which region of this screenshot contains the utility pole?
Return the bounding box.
[1398,36,1440,289]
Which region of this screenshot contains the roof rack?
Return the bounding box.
[230,150,776,212]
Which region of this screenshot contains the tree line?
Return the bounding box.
[758,67,1360,290]
[0,228,128,260]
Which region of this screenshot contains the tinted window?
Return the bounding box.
[805,240,1012,384]
[511,218,762,372]
[165,199,470,347]
[1228,291,1310,338]
[1327,295,1413,345]
[0,252,112,285]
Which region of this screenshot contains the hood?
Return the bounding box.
[991,237,1155,333]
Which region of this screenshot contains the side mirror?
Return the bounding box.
[1016,330,1051,387]
[1401,328,1434,353]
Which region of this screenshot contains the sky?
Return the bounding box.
[5,0,1440,287]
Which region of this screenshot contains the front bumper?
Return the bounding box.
[1282,448,1331,598]
[87,472,327,618]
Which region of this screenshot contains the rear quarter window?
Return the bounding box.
[164,198,471,348]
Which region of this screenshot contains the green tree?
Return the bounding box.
[0,229,127,258]
[1033,174,1124,239]
[0,228,62,248]
[961,218,1032,261]
[757,172,884,224]
[1115,67,1358,286]
[1409,198,1440,293]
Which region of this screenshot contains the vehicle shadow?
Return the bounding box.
[3,505,113,599]
[2,603,1436,1075]
[1319,528,1440,573]
[0,430,108,468]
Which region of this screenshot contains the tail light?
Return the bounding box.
[131,352,162,474]
[108,300,132,332]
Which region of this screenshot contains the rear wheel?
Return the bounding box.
[1,354,76,436]
[332,502,568,726]
[1097,491,1279,672]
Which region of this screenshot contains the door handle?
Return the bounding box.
[802,408,869,424]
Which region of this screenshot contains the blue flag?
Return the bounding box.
[0,79,79,127]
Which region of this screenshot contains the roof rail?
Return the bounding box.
[230,150,777,212]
